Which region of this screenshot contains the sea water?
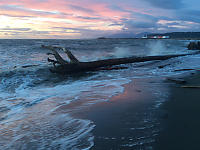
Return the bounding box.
[0,39,200,149]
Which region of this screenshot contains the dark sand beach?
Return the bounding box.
[155,72,200,150]
[78,72,200,150]
[82,77,168,150]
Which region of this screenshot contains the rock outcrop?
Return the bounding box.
[187,42,200,50]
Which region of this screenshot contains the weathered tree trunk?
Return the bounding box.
[42,45,200,74]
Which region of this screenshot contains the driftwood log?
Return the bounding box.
[42,45,200,74]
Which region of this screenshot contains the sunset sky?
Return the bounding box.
[0,0,200,39]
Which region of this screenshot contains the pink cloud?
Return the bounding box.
[0,0,131,22]
[1,0,196,38]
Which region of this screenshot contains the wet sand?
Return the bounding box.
[72,72,200,150]
[155,73,200,150]
[83,78,167,150]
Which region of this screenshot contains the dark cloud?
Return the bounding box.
[119,12,160,31]
[30,30,50,34]
[1,14,33,18]
[0,4,101,22]
[142,0,184,9]
[176,10,200,23]
[0,5,20,11]
[109,23,123,26]
[108,7,161,31]
[75,16,101,20]
[52,27,92,32]
[69,5,95,13]
[124,20,156,29]
[51,27,116,38]
[0,4,60,16]
[0,28,31,31]
[108,5,131,13]
[163,22,180,26]
[0,30,50,38]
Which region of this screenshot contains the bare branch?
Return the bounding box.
[62,48,79,63]
[42,45,68,65]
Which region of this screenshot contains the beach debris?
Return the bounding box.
[41,45,200,74]
[158,64,171,69]
[187,41,200,50]
[174,68,200,72]
[22,64,40,68]
[181,86,200,88]
[166,78,187,84]
[13,64,40,69]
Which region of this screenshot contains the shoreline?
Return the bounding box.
[155,72,200,150]
[78,71,200,150]
[82,77,169,150]
[61,70,200,150]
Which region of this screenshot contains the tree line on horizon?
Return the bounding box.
[147,32,200,39]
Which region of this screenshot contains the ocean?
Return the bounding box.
[0,39,200,149]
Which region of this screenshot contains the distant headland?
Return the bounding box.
[146,32,200,39]
[98,32,200,40]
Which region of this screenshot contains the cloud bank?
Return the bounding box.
[0,0,199,38]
